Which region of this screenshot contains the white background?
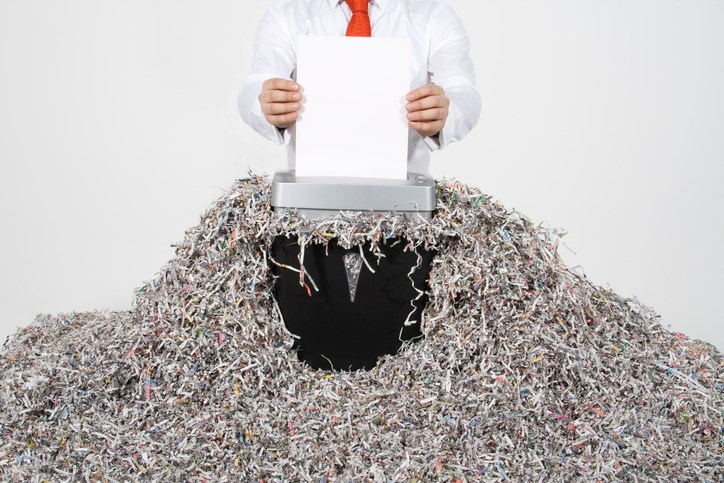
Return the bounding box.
[0,0,722,351]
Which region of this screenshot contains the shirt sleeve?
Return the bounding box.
[424,2,482,152]
[237,7,297,145]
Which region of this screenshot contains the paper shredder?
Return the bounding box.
[269,171,436,371]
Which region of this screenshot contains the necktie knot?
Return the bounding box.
[345,0,369,13]
[344,0,371,37]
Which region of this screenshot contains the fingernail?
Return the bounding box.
[406,94,413,101]
[292,93,300,100]
[407,113,414,119]
[406,103,413,110]
[292,84,300,91]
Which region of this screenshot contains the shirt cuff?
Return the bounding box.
[423,133,441,151]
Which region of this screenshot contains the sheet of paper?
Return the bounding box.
[295,35,410,180]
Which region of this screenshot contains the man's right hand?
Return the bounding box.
[258,78,302,129]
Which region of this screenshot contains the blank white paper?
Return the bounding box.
[294,35,411,180]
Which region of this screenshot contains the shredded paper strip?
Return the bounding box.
[0,175,721,481]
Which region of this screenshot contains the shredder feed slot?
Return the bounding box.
[271,171,436,219]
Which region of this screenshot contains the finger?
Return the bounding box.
[264,78,301,92]
[267,111,299,128]
[262,89,302,103]
[263,102,301,116]
[406,95,448,112]
[408,120,443,137]
[407,107,446,122]
[406,84,443,102]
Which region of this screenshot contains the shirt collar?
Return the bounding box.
[329,0,387,12]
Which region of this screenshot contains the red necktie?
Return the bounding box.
[345,0,371,37]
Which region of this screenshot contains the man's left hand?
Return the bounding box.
[406,84,449,138]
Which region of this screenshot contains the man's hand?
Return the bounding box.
[406,84,449,138]
[259,78,302,129]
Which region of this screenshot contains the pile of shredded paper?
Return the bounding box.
[1,176,721,481]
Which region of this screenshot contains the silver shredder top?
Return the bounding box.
[270,171,436,220]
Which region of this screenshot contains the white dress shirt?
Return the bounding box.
[238,0,481,175]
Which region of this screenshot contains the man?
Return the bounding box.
[238,0,481,371]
